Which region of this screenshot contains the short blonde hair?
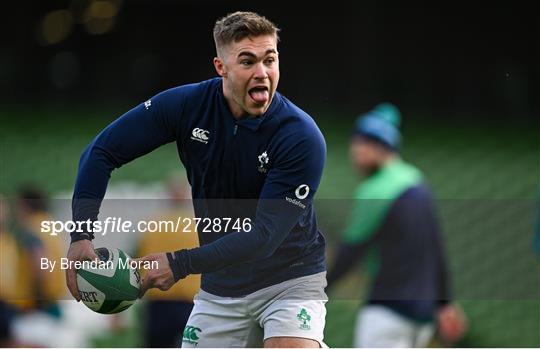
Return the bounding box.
[213,11,280,57]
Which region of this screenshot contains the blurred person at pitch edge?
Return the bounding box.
[326,104,467,348]
[136,172,200,347]
[67,11,328,348]
[0,193,18,347]
[0,185,65,346]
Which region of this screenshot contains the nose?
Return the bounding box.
[253,62,268,79]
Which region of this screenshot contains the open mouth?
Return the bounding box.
[248,86,270,104]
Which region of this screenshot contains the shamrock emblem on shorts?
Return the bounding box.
[297,308,312,330]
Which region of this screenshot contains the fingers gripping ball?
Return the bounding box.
[76,247,141,314]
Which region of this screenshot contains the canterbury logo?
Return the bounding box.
[182,325,202,344]
[191,128,210,144]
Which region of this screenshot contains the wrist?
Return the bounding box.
[70,232,93,244]
[166,249,190,282]
[438,299,451,307]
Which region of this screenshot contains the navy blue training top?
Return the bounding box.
[327,185,450,322]
[72,77,327,297]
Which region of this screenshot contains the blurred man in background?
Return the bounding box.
[0,185,66,346]
[12,185,65,313]
[0,193,18,347]
[326,104,467,347]
[136,172,200,347]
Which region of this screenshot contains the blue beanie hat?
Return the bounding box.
[353,103,402,150]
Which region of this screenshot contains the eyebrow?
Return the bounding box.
[237,49,277,59]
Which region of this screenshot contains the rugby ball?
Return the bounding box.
[77,247,140,314]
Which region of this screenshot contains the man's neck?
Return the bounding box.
[379,153,398,168]
[222,86,245,119]
[364,154,398,176]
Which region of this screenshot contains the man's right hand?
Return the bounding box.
[65,239,98,301]
[437,303,468,344]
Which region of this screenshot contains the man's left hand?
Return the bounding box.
[135,253,175,297]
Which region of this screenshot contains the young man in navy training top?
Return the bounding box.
[66,11,328,348]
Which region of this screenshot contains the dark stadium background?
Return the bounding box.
[1,1,538,347]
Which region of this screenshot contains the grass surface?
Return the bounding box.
[1,106,539,347]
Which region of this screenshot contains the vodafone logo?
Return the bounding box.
[295,184,310,200]
[286,184,310,209]
[191,128,210,144]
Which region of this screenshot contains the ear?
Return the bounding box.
[213,57,227,78]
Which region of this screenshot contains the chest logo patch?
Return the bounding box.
[191,128,210,144]
[257,151,269,173]
[295,184,310,199]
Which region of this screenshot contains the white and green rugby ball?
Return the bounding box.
[77,247,141,314]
